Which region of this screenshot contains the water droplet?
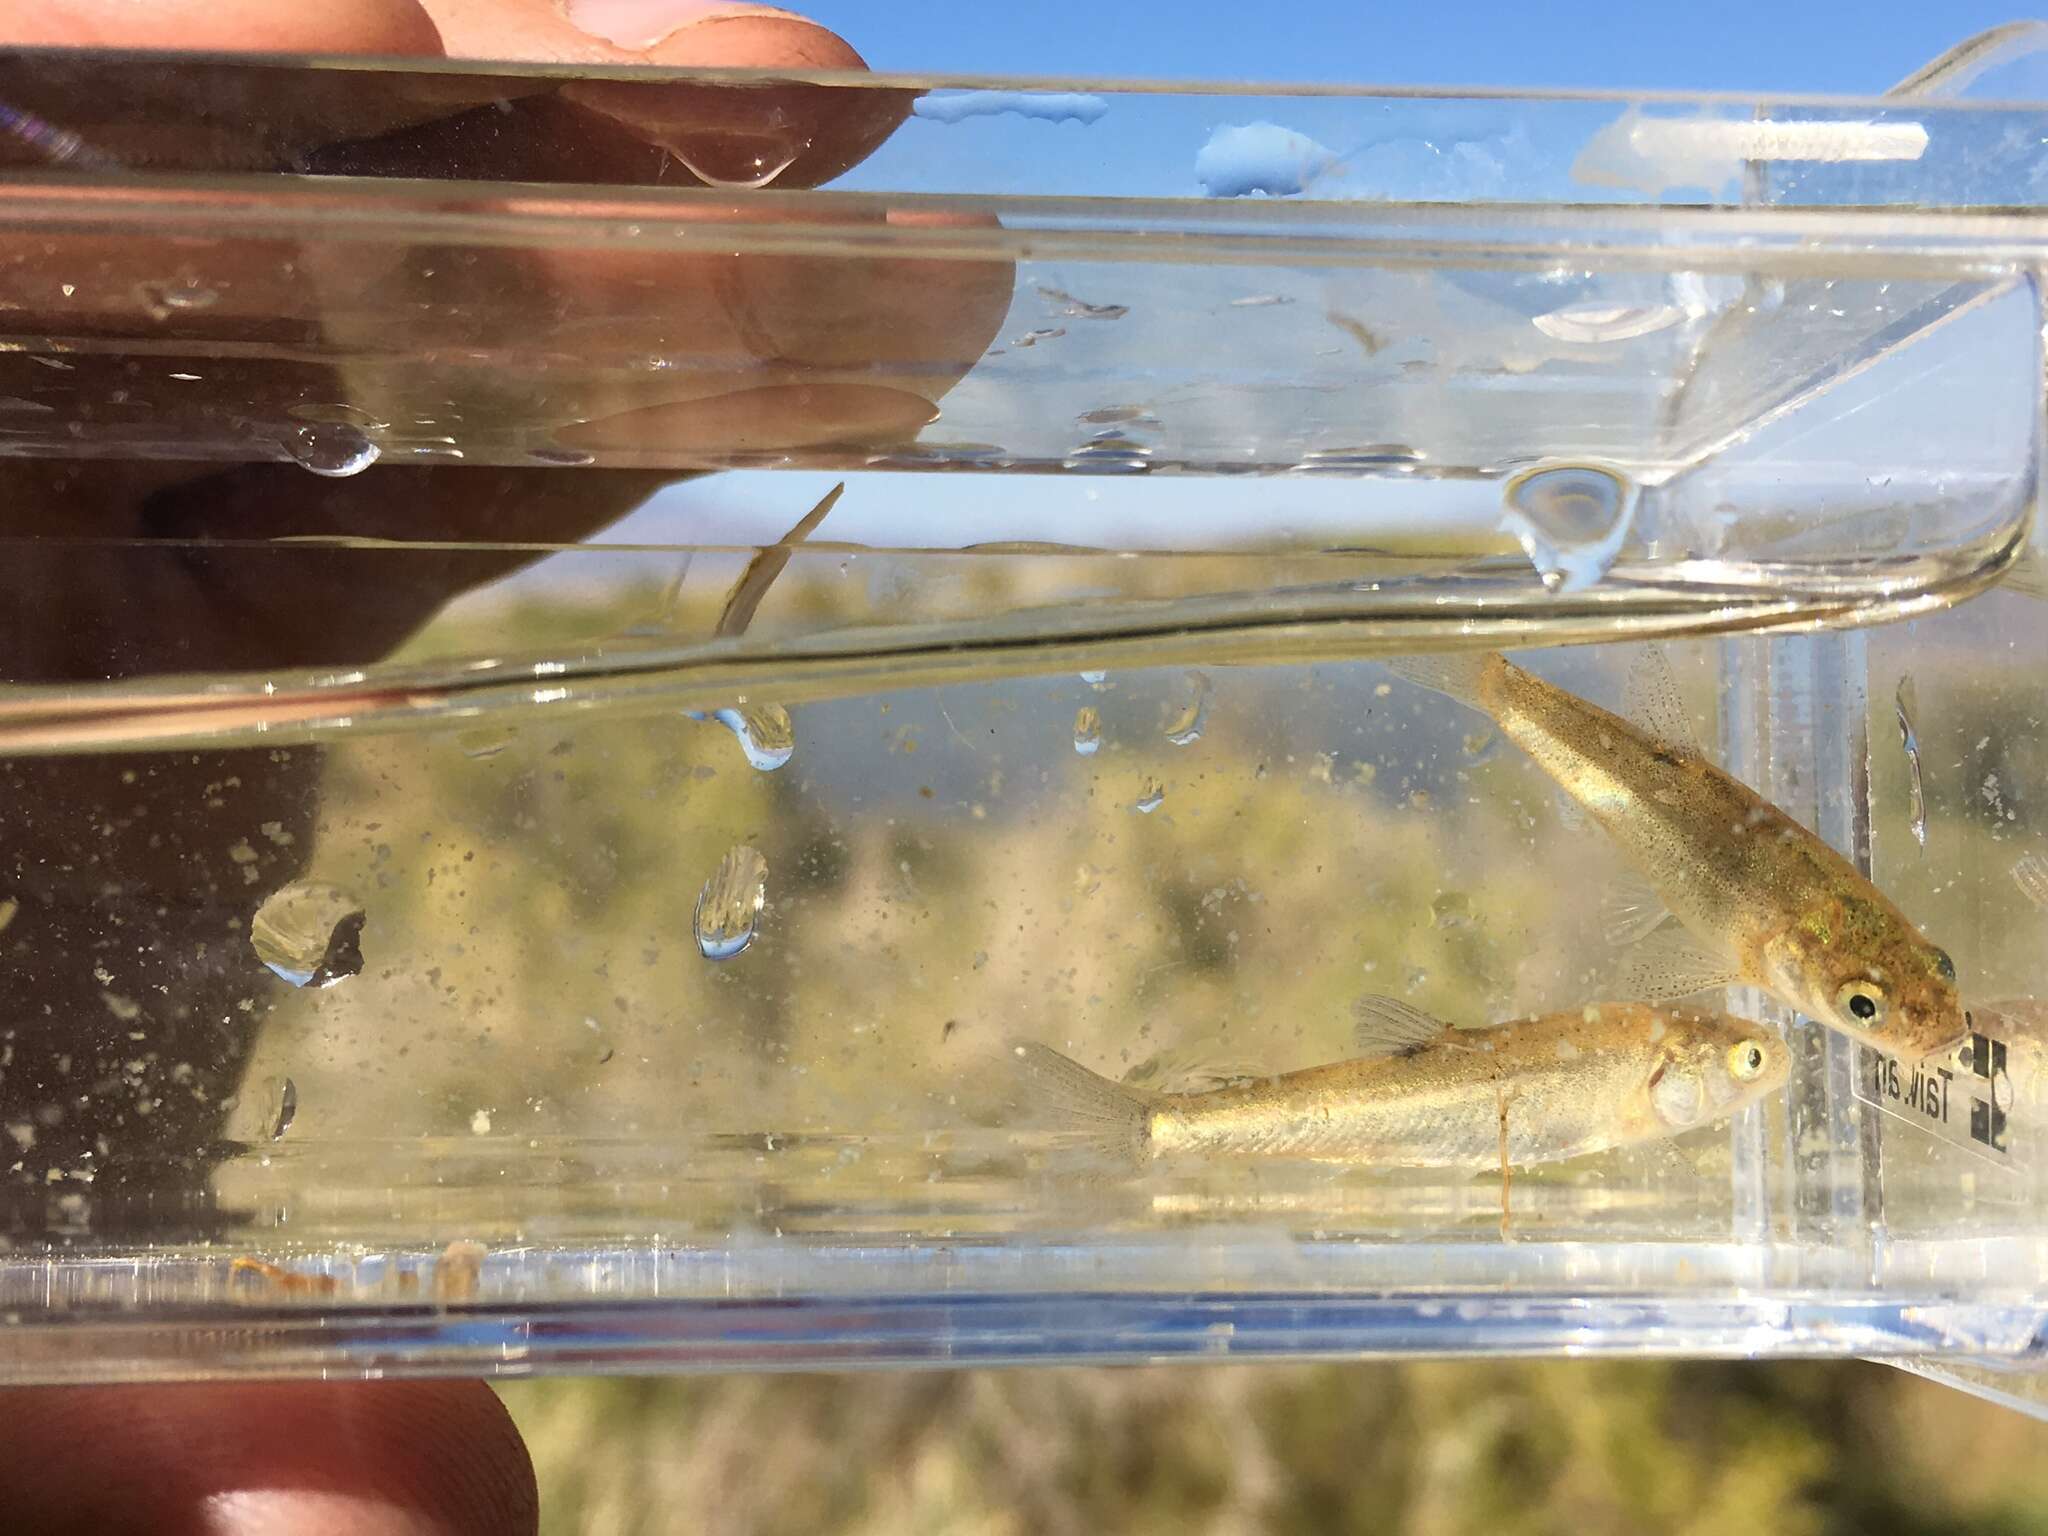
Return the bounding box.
[687,704,794,772]
[1230,293,1294,307]
[1291,444,1425,476]
[459,726,516,760]
[529,446,597,466]
[1531,302,1684,344]
[1133,781,1166,814]
[1076,405,1160,428]
[1063,430,1153,474]
[137,279,218,318]
[1431,892,1475,929]
[470,1108,493,1136]
[2013,851,2048,910]
[1012,327,1066,348]
[1895,676,1926,852]
[251,882,366,989]
[695,845,768,961]
[1078,670,1108,686]
[1073,706,1102,755]
[270,1077,297,1141]
[1498,461,1638,594]
[287,422,381,479]
[1164,672,1211,746]
[1037,284,1128,320]
[668,134,800,190]
[1404,966,1430,993]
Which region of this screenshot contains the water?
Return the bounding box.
[1073,706,1102,755]
[249,883,367,990]
[688,705,796,773]
[3,55,2048,1377]
[1163,672,1211,746]
[1496,462,1639,594]
[694,845,769,961]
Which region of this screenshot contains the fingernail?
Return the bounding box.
[563,1,796,50]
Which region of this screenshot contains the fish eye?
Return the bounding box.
[1932,949,1957,984]
[1728,1042,1768,1081]
[1835,980,1888,1025]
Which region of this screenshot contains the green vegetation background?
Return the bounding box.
[496,1360,2048,1536]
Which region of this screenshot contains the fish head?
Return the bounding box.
[1761,898,1965,1062]
[1645,1012,1789,1132]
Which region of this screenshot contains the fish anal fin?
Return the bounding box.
[1620,644,1706,756]
[1614,926,1739,1004]
[1601,868,1673,949]
[1352,994,1453,1057]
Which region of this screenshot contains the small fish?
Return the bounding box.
[1384,648,1965,1062]
[1011,996,1786,1169]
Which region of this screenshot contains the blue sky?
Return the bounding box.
[541,4,2039,569]
[786,3,2022,95]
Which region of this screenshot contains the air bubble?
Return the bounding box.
[1431,892,1475,929]
[1133,781,1166,814]
[529,446,598,466]
[251,882,366,989]
[695,845,768,961]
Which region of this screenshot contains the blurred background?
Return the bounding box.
[466,2,2048,1527]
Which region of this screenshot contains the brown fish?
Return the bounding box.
[1013,996,1787,1170]
[1386,648,1966,1062]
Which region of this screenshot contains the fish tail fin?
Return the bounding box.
[1009,1041,1151,1165]
[1381,651,1495,710]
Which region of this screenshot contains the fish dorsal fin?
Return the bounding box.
[1601,868,1673,949]
[1121,1047,1266,1094]
[1615,925,1738,1004]
[1620,644,1705,756]
[715,481,844,639]
[1352,995,1451,1057]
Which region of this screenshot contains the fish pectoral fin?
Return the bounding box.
[1644,1135,1709,1179]
[1620,644,1706,756]
[1600,869,1673,948]
[1352,994,1452,1056]
[1614,926,1739,1003]
[2002,548,2048,600]
[1121,1046,1266,1094]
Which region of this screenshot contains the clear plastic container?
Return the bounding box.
[2,25,2047,1409]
